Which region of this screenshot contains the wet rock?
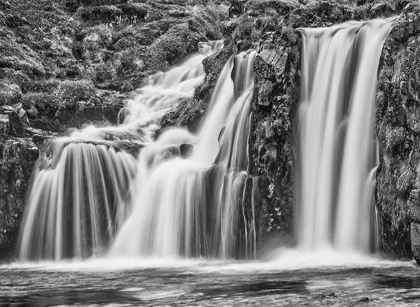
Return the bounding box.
[258,80,273,106]
[24,126,53,138]
[411,223,420,264]
[0,104,29,137]
[229,0,245,18]
[375,3,420,261]
[0,137,39,260]
[180,144,193,158]
[160,97,205,134]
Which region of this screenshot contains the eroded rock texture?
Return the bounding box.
[376,2,420,262]
[0,138,39,259]
[251,27,300,238]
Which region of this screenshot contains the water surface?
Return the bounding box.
[1,252,419,306]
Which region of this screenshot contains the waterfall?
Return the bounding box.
[110,50,257,259]
[18,140,138,260]
[17,40,258,261]
[297,18,396,253]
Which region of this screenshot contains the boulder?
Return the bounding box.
[0,81,22,106]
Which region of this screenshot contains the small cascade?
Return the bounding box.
[364,167,380,253]
[18,41,258,261]
[18,141,137,260]
[297,18,396,253]
[120,40,224,141]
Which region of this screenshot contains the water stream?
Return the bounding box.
[297,17,396,253]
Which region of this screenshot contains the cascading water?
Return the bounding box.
[297,18,396,253]
[110,50,257,259]
[18,39,258,261]
[17,41,223,261]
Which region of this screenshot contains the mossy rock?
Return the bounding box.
[55,79,95,108]
[0,81,22,106]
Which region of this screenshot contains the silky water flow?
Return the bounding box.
[297,17,396,253]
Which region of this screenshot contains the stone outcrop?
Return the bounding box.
[0,138,39,259]
[375,2,420,263]
[251,27,300,238]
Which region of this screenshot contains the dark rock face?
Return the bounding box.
[251,28,300,238]
[375,3,420,262]
[0,138,39,260]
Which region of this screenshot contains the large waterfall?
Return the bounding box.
[297,18,396,253]
[17,41,258,261]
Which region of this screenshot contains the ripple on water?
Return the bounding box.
[0,251,419,306]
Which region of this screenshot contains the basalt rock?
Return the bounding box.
[375,3,420,263]
[251,27,300,238]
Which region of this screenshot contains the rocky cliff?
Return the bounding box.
[376,2,420,263]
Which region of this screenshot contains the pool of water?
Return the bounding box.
[1,251,419,306]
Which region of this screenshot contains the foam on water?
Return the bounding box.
[2,249,414,273]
